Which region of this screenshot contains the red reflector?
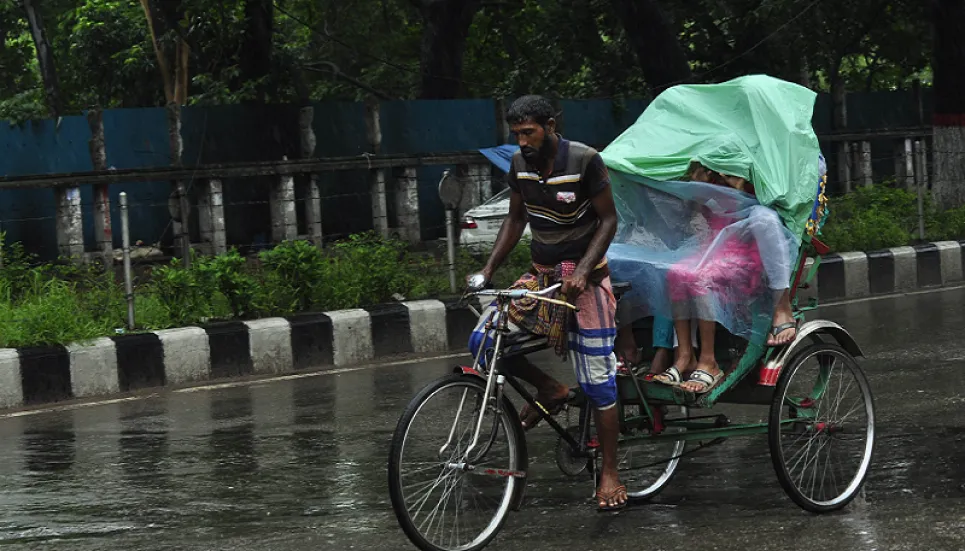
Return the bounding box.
[461,218,478,229]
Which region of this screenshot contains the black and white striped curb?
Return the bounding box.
[801,241,964,303]
[0,300,481,410]
[1,241,962,411]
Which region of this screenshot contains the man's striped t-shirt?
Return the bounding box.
[507,136,610,266]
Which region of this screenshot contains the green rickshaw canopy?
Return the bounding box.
[600,74,821,237]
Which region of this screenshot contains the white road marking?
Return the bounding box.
[0,352,470,417]
[821,282,965,306]
[0,394,161,419]
[172,352,469,393]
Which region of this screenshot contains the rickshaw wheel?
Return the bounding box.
[612,405,688,501]
[768,343,875,513]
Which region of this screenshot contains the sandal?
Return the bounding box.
[681,369,724,395]
[767,322,797,346]
[652,365,684,386]
[519,390,574,430]
[597,484,628,512]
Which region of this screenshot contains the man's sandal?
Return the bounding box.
[767,322,797,346]
[597,484,628,512]
[519,391,574,430]
[652,365,684,386]
[682,369,724,395]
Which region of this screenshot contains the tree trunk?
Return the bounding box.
[139,0,189,105]
[830,63,852,192]
[22,0,62,118]
[798,55,812,89]
[240,0,274,102]
[413,0,482,99]
[609,0,691,94]
[932,0,965,209]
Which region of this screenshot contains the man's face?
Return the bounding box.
[511,118,555,164]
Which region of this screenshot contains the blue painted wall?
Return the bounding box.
[0,116,92,258]
[0,90,935,257]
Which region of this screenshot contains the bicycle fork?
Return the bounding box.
[440,304,512,471]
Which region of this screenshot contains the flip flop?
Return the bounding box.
[519,391,573,430]
[681,368,724,395]
[596,484,628,512]
[768,322,798,346]
[652,365,684,387]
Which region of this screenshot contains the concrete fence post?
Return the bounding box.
[300,106,323,246]
[270,157,298,243]
[88,108,112,268]
[198,178,227,255]
[394,165,421,244]
[365,99,389,237]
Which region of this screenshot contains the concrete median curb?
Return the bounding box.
[0,241,963,411]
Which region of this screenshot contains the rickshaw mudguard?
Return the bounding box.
[771,320,863,369]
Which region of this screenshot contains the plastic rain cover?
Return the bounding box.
[600,75,822,344]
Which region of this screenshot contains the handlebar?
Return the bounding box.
[465,282,579,311]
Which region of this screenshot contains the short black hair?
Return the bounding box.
[506,95,556,126]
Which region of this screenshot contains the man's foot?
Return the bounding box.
[596,472,627,512]
[615,347,641,375]
[519,385,571,430]
[679,358,723,394]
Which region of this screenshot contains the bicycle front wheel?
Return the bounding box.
[388,374,526,551]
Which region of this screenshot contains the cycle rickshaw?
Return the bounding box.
[387,76,875,551]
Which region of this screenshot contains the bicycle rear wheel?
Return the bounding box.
[388,374,526,551]
[768,343,875,513]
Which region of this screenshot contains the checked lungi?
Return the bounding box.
[468,260,619,409]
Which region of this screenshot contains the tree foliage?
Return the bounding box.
[0,0,938,121]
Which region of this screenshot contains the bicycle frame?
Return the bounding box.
[448,286,595,472]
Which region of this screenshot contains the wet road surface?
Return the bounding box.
[2,289,965,550]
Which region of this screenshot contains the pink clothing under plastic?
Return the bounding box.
[667,214,764,303]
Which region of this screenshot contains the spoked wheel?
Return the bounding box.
[768,343,875,513]
[615,404,687,501]
[388,374,526,551]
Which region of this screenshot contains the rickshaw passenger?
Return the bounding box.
[651,162,802,393]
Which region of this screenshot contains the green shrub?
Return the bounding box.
[823,210,911,252]
[149,256,220,326]
[255,240,326,315]
[195,249,258,318]
[317,232,415,310]
[0,279,112,348]
[822,184,931,251]
[134,292,175,330]
[927,205,965,242]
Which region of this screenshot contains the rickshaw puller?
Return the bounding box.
[467,95,626,511]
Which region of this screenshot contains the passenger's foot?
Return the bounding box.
[767,311,797,347]
[645,348,673,380]
[596,471,627,512]
[679,358,723,394]
[767,293,797,346]
[654,355,696,386]
[519,385,571,430]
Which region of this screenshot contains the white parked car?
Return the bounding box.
[459,187,530,250]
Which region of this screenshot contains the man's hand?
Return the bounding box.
[561,271,588,300]
[466,270,490,291]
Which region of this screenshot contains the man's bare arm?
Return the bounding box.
[563,187,617,296]
[480,190,528,281]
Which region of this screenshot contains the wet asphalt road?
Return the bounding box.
[2,289,965,551]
